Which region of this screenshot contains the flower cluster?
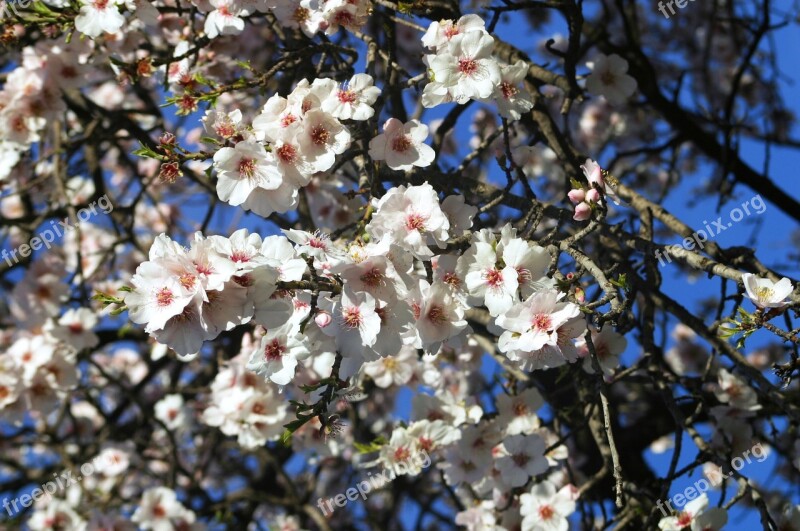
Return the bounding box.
[567,159,621,221]
[2,2,796,530]
[0,41,90,182]
[0,306,99,423]
[421,15,533,119]
[202,350,289,448]
[123,230,294,358]
[210,74,380,216]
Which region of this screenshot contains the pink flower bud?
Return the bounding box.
[586,188,601,204]
[315,312,332,328]
[573,202,592,221]
[567,189,585,204]
[159,132,176,147]
[575,287,585,303]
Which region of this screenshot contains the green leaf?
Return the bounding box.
[610,273,629,290]
[117,323,133,338]
[200,136,221,146]
[353,436,388,454]
[288,400,313,411]
[397,2,413,14]
[31,1,57,16]
[193,72,216,88]
[132,145,161,160]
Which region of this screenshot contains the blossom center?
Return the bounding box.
[458,58,479,76]
[337,89,358,103]
[230,250,250,263]
[443,25,460,39]
[532,313,553,331]
[391,134,413,153]
[238,157,257,178]
[500,82,518,99]
[426,305,447,325]
[334,10,354,26]
[443,272,461,288]
[511,453,530,467]
[484,268,504,287]
[276,143,298,164]
[215,123,236,138]
[280,113,297,128]
[539,505,555,520]
[342,307,362,328]
[756,286,774,301]
[600,70,617,86]
[179,273,196,290]
[293,7,310,23]
[394,447,411,461]
[264,339,286,361]
[156,287,175,307]
[310,125,330,145]
[405,213,427,231]
[308,237,327,249]
[360,267,384,287]
[676,512,692,527]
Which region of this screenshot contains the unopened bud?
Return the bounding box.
[567,188,585,204]
[573,202,592,221]
[315,311,332,328]
[159,132,176,147]
[575,287,585,303]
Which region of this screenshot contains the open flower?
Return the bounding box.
[658,494,727,531]
[247,323,310,386]
[493,60,533,120]
[429,31,501,104]
[496,433,549,487]
[742,273,793,309]
[369,118,435,171]
[213,140,282,206]
[75,0,125,37]
[585,53,637,105]
[322,73,381,121]
[520,480,578,531]
[205,0,247,38]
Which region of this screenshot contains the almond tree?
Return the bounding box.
[1,1,799,530]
